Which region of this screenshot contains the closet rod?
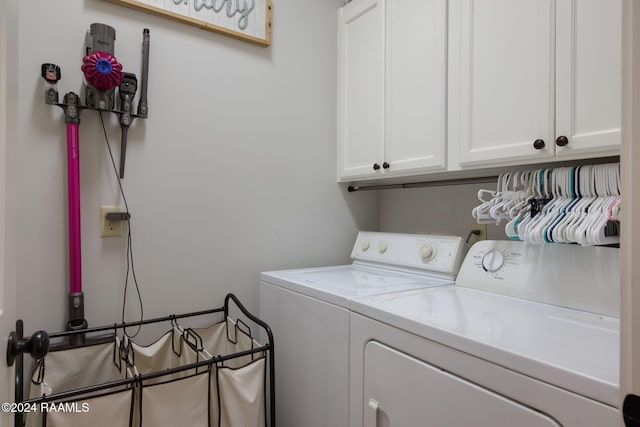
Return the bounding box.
[347,175,499,192]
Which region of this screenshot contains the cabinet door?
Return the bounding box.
[385,0,447,174]
[338,0,385,179]
[555,0,621,159]
[451,0,556,167]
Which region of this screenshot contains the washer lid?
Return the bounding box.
[260,265,453,308]
[351,286,619,407]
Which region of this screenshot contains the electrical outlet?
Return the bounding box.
[101,206,125,237]
[470,223,488,244]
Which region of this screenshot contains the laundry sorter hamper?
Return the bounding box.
[7,293,275,427]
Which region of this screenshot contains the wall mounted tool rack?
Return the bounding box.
[40,24,150,346]
[41,25,150,180]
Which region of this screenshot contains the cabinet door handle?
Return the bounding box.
[382,162,390,170]
[556,135,569,147]
[533,139,546,150]
[373,163,381,171]
[364,399,379,427]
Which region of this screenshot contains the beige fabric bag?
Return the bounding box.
[46,389,134,427]
[125,328,201,385]
[29,338,127,398]
[217,357,266,427]
[140,371,211,427]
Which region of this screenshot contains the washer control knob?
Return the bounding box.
[420,245,435,260]
[482,250,505,272]
[379,243,388,254]
[362,241,370,251]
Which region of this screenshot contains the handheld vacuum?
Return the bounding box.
[40,23,150,346]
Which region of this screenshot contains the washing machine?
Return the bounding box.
[259,231,468,427]
[349,240,620,427]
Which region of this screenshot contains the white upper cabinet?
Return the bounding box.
[384,0,447,175]
[555,0,622,159]
[338,0,447,180]
[450,0,555,166]
[339,0,622,180]
[450,0,621,168]
[338,0,385,179]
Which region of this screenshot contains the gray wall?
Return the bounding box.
[379,183,504,240]
[12,0,378,342]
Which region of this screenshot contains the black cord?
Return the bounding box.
[99,112,144,338]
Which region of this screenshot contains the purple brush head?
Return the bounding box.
[81,51,123,90]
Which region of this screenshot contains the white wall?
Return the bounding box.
[1,1,19,426]
[13,0,378,342]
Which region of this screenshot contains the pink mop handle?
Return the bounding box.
[67,123,82,294]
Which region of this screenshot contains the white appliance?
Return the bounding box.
[259,231,467,427]
[349,240,620,427]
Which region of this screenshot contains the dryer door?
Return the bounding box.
[363,341,562,426]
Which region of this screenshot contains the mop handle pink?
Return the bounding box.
[67,123,82,294]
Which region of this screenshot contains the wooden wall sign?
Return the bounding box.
[105,0,272,47]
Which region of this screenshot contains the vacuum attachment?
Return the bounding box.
[118,73,138,178]
[137,28,150,118]
[41,63,61,104]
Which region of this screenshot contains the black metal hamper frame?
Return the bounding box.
[6,293,275,427]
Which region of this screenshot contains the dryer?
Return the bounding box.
[349,240,620,426]
[259,231,467,427]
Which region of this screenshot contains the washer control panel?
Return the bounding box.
[455,240,620,317]
[481,250,505,272]
[351,231,467,277]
